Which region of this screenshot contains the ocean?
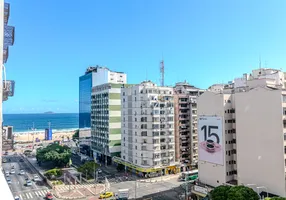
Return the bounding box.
[3,113,79,133]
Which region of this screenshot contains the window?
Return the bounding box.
[283,95,286,103]
[135,146,137,150]
[141,131,147,136]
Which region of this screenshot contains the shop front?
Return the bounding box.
[112,157,180,177]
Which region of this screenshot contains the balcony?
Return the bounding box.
[3,80,15,101]
[4,3,10,25]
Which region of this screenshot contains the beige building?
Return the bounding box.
[173,82,204,172]
[196,68,286,197]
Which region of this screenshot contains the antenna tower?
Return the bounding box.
[160,60,164,86]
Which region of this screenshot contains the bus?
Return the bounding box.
[178,169,198,182]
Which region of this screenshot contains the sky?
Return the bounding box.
[3,0,286,114]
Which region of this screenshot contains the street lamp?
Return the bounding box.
[257,186,268,199]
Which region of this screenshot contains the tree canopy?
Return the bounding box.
[210,185,259,200]
[72,129,79,141]
[77,162,99,179]
[36,143,71,167]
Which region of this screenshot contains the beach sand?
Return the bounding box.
[13,130,76,142]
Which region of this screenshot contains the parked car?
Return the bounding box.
[10,169,15,174]
[5,171,10,177]
[99,192,114,199]
[19,159,24,162]
[26,180,32,186]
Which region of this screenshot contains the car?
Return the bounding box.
[26,180,32,186]
[96,169,102,174]
[6,177,11,184]
[10,169,15,174]
[14,196,20,200]
[5,171,10,176]
[19,170,25,175]
[99,192,114,199]
[19,159,24,162]
[2,158,7,163]
[33,175,40,181]
[24,176,29,180]
[5,151,8,155]
[11,165,15,169]
[46,192,53,200]
[14,152,17,155]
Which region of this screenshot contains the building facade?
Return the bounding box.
[91,83,129,165]
[173,82,204,172]
[79,66,127,147]
[195,68,286,197]
[113,81,179,177]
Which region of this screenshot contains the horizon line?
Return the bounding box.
[3,112,79,115]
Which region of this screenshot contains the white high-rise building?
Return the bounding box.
[113,81,179,177]
[193,68,286,198]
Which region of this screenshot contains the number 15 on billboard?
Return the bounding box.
[198,116,224,165]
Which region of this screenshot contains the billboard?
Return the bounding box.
[45,128,53,140]
[198,116,223,165]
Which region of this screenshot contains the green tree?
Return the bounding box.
[72,129,79,141]
[227,185,259,200]
[36,143,71,167]
[44,168,63,180]
[210,185,231,200]
[269,198,286,200]
[77,162,99,179]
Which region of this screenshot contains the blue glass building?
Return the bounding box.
[79,73,92,129]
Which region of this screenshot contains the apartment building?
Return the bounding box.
[195,68,286,198]
[113,81,179,178]
[173,82,204,172]
[91,83,130,165]
[79,66,126,137]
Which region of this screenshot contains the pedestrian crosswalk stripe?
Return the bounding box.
[40,190,45,196]
[26,193,30,199]
[19,195,22,200]
[28,192,33,199]
[35,191,39,196]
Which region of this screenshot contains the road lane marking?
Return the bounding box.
[19,194,23,200]
[34,191,39,196]
[29,192,33,199]
[26,193,30,199]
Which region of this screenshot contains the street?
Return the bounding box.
[2,153,54,200]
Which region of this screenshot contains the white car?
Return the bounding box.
[33,175,40,181]
[26,180,32,186]
[6,177,11,184]
[14,196,20,200]
[19,170,25,175]
[5,171,9,176]
[10,169,15,174]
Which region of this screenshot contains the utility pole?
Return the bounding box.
[134,180,137,200]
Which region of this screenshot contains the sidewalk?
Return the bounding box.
[25,155,106,199]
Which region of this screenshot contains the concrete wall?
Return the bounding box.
[235,87,286,197]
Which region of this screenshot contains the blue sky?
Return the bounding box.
[4,0,286,114]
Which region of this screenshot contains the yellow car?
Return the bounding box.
[99,192,114,199]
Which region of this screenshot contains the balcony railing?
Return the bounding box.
[3,80,15,101]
